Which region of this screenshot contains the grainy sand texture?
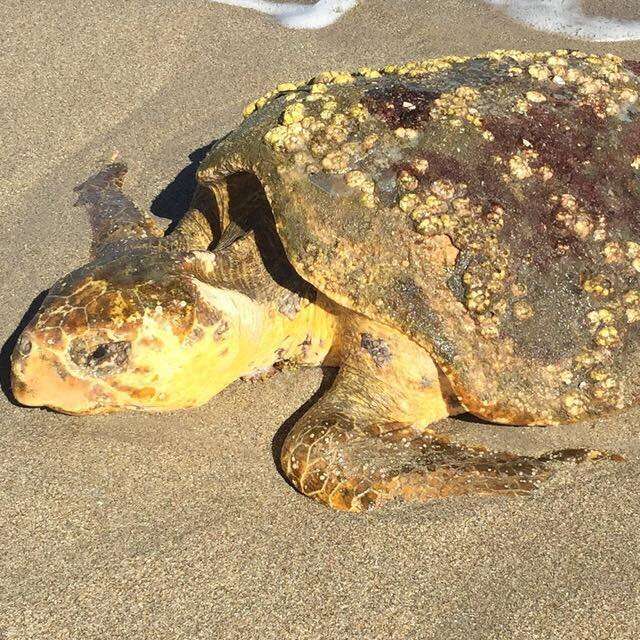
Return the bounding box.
[2,1,640,638]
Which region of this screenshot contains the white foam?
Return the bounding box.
[486,0,640,42]
[208,0,358,29]
[208,0,640,41]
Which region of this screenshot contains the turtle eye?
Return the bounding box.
[16,335,32,357]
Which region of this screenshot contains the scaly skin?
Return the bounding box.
[10,243,337,414]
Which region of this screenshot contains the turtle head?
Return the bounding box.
[10,248,242,414]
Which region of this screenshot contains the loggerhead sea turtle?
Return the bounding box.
[11,50,640,511]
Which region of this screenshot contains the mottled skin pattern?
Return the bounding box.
[10,51,632,511]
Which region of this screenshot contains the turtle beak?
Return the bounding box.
[10,330,109,414]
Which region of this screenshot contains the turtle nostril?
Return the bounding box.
[17,336,32,357]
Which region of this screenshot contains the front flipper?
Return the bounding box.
[281,391,548,511]
[281,394,621,511]
[74,162,164,257]
[280,318,620,511]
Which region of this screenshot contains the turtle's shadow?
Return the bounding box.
[453,413,504,427]
[271,367,338,485]
[150,141,217,231]
[0,290,48,405]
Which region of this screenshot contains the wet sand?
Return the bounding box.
[1,1,640,638]
[583,1,639,22]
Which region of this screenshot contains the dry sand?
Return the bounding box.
[2,1,640,638]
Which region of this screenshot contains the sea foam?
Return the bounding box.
[208,0,357,29]
[488,0,640,42]
[208,0,640,42]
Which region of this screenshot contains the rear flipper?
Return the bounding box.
[74,160,164,257]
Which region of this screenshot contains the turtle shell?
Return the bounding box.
[197,50,640,425]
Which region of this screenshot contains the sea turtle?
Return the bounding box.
[11,49,640,511]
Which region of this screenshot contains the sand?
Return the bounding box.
[1,1,640,638]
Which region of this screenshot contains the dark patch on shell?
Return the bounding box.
[625,60,640,76]
[363,83,440,129]
[484,99,608,179]
[360,333,392,367]
[418,152,467,184]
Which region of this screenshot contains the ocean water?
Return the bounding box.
[208,0,640,41]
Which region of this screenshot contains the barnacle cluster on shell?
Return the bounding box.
[587,307,621,348]
[513,50,639,119]
[507,152,536,180]
[263,92,380,187]
[344,170,376,208]
[553,193,595,240]
[562,345,624,417]
[588,368,621,404]
[244,49,640,135]
[242,55,465,120]
[563,390,587,418]
[622,289,640,324]
[597,241,640,273]
[399,174,510,335]
[582,274,613,298]
[428,86,482,130]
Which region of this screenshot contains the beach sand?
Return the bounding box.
[1,1,640,638]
